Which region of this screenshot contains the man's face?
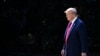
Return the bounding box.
[65,11,74,21]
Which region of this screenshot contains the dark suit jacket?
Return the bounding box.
[63,18,88,56]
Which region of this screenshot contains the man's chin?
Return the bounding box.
[67,19,70,21]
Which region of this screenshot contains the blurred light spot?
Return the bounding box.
[46,42,48,45]
[4,0,6,2]
[42,20,45,24]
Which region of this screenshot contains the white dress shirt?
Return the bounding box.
[70,16,78,28]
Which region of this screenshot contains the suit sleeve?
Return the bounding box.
[78,22,88,53]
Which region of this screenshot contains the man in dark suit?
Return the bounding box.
[61,8,88,56]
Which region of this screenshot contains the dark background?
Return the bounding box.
[0,0,100,56]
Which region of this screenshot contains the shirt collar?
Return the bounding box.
[71,16,77,24]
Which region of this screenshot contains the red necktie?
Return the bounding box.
[65,22,72,44]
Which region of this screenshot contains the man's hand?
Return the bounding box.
[81,52,87,56]
[61,49,65,56]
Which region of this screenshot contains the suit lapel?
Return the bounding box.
[68,18,78,36]
[64,18,79,39]
[68,23,75,36]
